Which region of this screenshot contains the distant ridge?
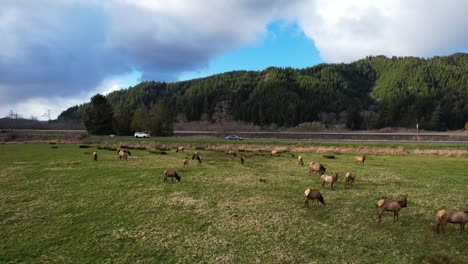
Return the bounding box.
[59,53,468,131]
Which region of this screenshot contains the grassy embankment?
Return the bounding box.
[0,143,467,263]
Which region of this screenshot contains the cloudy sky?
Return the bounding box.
[1,0,467,120]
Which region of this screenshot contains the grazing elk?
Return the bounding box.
[191,152,200,160]
[320,173,339,190]
[436,210,468,236]
[117,148,131,160]
[164,170,181,182]
[344,172,355,186]
[304,188,325,208]
[298,155,304,166]
[271,150,278,156]
[228,150,237,157]
[92,152,97,161]
[377,195,408,223]
[240,154,245,164]
[183,158,189,167]
[176,146,185,153]
[309,162,326,175]
[355,155,366,165]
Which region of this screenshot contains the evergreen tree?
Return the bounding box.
[113,99,133,136]
[83,94,114,135]
[148,99,174,136]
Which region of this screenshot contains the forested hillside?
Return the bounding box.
[59,53,468,132]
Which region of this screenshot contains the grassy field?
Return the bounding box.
[0,143,467,263]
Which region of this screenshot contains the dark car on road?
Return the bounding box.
[225,135,244,141]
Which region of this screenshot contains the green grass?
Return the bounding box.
[0,144,467,263]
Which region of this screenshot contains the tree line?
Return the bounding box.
[59,53,468,134]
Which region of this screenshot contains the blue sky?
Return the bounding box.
[180,21,322,80]
[1,0,467,119]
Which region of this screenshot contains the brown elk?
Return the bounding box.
[355,155,366,165]
[117,148,131,160]
[240,154,245,164]
[164,170,181,182]
[182,158,189,167]
[309,162,326,175]
[271,150,279,156]
[344,172,355,186]
[437,210,468,236]
[298,155,304,166]
[304,188,325,208]
[228,150,237,157]
[377,195,408,223]
[176,146,185,153]
[191,152,200,160]
[320,173,339,190]
[92,152,97,161]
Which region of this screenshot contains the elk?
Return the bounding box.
[320,173,339,190]
[92,152,97,161]
[436,210,468,236]
[182,158,189,167]
[304,188,325,208]
[377,195,408,223]
[344,172,355,186]
[298,155,304,166]
[191,152,200,160]
[271,150,278,156]
[164,170,181,182]
[117,148,131,160]
[176,146,185,153]
[240,154,245,164]
[228,150,237,157]
[355,155,366,165]
[309,162,326,175]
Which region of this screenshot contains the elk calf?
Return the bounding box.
[304,188,325,208]
[182,158,189,167]
[298,155,304,166]
[344,172,355,186]
[240,154,245,164]
[437,210,468,236]
[164,170,181,182]
[377,195,408,223]
[320,173,339,190]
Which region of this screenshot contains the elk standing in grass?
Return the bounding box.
[164,170,181,182]
[228,150,237,157]
[240,154,245,164]
[191,152,202,164]
[320,173,339,190]
[304,188,325,208]
[377,195,408,223]
[183,158,189,167]
[271,150,278,156]
[355,155,366,165]
[176,146,185,153]
[298,155,304,166]
[117,148,131,160]
[93,152,97,161]
[436,210,468,236]
[344,172,355,186]
[309,162,326,175]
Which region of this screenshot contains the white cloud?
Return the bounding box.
[294,0,468,62]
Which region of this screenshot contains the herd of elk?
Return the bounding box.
[104,146,464,237]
